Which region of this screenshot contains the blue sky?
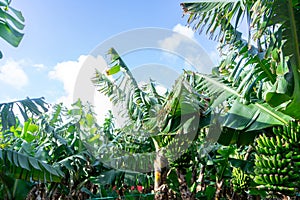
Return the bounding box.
[0,0,219,121]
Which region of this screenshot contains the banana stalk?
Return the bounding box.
[153,139,169,199]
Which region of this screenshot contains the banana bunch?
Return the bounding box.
[253,121,300,195]
[232,167,250,193]
[274,121,300,145]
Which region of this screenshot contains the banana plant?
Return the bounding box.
[0,98,64,199]
[31,101,102,199]
[0,0,25,59]
[93,48,163,196]
[180,0,299,138]
[181,1,299,198]
[93,48,212,199]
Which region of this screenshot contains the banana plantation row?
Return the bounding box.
[0,0,299,199]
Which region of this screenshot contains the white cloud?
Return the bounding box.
[158,24,214,74]
[0,60,29,89]
[159,24,195,53]
[33,63,46,70]
[48,55,112,124]
[173,24,195,39]
[48,57,82,104]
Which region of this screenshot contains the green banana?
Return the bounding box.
[262,159,269,169]
[266,155,277,168]
[232,167,251,192]
[293,161,300,167]
[292,121,298,142]
[291,120,297,130]
[280,167,289,174]
[255,167,277,175]
[260,155,272,168]
[267,185,296,192]
[278,126,289,140]
[276,154,282,161]
[267,159,276,168]
[280,158,291,168]
[276,135,282,148]
[264,135,274,148]
[292,154,300,160]
[254,122,300,195]
[254,168,262,175]
[256,137,265,148]
[286,125,292,139]
[285,151,293,159]
[263,174,271,184]
[287,170,298,178]
[282,125,287,138]
[254,175,265,185]
[277,186,295,192]
[281,175,289,183]
[269,137,277,149]
[283,140,290,149]
[260,146,276,155]
[263,134,273,148]
[256,146,268,154]
[288,138,294,145]
[269,174,276,184]
[294,131,298,143]
[274,174,280,185]
[273,126,279,136]
[268,147,277,155]
[258,134,269,147]
[290,122,295,142]
[255,160,263,168]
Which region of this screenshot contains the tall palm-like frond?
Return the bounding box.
[181,0,300,119]
[93,48,163,129]
[0,97,48,131]
[181,1,247,40]
[93,48,210,146]
[183,71,292,131]
[182,1,277,102]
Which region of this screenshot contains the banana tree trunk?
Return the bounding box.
[154,153,162,192]
[152,138,179,199]
[154,149,169,200]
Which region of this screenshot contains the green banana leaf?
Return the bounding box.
[0,0,25,58]
[0,97,48,131]
[0,149,64,183]
[223,101,293,131]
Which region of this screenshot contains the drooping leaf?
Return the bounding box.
[0,8,25,29]
[185,71,292,131]
[181,0,300,120]
[0,149,64,183]
[0,97,48,131]
[223,101,293,131]
[0,0,24,53]
[0,21,24,47]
